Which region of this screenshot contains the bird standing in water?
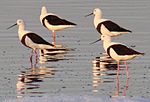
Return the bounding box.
[100,35,144,78]
[40,6,77,46]
[7,19,55,65]
[85,8,132,36]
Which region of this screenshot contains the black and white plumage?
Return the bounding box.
[107,44,144,61]
[101,35,144,61]
[7,19,55,63]
[21,33,54,49]
[41,15,76,27]
[85,8,132,36]
[101,35,144,78]
[40,6,77,46]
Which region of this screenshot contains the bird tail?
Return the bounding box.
[69,25,76,27]
[140,53,145,56]
[135,52,145,56]
[127,29,132,33]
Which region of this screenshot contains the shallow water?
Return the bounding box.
[0,0,150,101]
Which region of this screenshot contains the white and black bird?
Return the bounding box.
[7,19,55,63]
[40,6,77,46]
[100,35,144,78]
[85,8,132,36]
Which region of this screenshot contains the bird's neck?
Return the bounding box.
[103,37,112,52]
[40,7,48,24]
[18,24,26,40]
[94,14,102,27]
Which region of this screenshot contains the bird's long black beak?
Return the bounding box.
[6,23,17,30]
[89,39,101,45]
[85,12,93,17]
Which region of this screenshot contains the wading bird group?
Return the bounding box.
[7,6,144,78]
[86,8,144,78]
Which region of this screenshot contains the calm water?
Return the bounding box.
[0,0,150,101]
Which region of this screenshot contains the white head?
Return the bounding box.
[7,19,28,41]
[101,34,111,41]
[16,19,25,26]
[93,8,102,17]
[85,8,102,18]
[7,19,25,30]
[41,6,47,16]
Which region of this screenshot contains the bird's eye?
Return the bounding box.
[18,20,22,24]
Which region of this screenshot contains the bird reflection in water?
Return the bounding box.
[30,47,69,67]
[16,47,71,98]
[16,65,56,98]
[92,54,117,93]
[39,48,68,63]
[92,53,129,96]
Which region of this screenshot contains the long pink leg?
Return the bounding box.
[115,61,120,96]
[123,76,129,96]
[124,61,129,79]
[52,31,56,47]
[116,61,120,79]
[116,72,120,96]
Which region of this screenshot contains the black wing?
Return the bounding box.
[42,15,77,26]
[97,20,131,33]
[22,33,54,46]
[107,44,143,56]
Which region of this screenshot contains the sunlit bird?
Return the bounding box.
[85,8,132,36]
[40,6,77,46]
[100,35,144,78]
[7,19,55,63]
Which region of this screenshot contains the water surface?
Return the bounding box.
[0,0,150,101]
